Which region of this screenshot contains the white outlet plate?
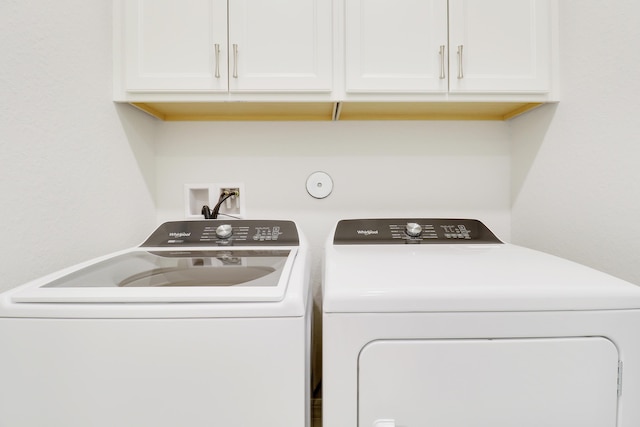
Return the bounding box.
[306,171,333,199]
[184,183,246,219]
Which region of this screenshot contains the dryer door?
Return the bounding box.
[359,338,619,427]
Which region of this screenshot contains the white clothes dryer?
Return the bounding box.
[323,218,640,427]
[0,220,311,427]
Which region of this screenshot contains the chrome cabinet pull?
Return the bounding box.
[214,44,221,78]
[457,45,464,79]
[439,45,446,79]
[233,44,238,78]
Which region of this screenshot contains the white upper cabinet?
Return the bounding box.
[345,0,448,93]
[122,0,228,93]
[344,0,552,94]
[228,0,333,92]
[448,0,551,93]
[118,0,333,95]
[113,0,557,120]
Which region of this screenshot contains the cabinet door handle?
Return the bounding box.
[214,44,221,78]
[439,45,446,79]
[233,44,238,79]
[457,45,464,79]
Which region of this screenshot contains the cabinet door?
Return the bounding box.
[345,0,448,93]
[123,0,228,92]
[228,0,332,92]
[448,0,551,93]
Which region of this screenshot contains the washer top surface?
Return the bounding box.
[1,220,309,318]
[324,219,640,313]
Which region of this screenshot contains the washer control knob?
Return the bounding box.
[405,222,423,237]
[215,224,233,239]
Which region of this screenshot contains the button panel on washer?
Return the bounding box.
[142,220,299,247]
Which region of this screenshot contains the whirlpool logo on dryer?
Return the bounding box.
[357,229,379,236]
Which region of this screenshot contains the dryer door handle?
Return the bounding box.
[374,420,396,427]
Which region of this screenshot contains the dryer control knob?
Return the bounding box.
[216,224,233,239]
[405,222,422,237]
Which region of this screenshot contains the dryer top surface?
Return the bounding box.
[324,239,640,313]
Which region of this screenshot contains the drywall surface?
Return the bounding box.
[0,0,157,291]
[155,120,512,279]
[511,1,640,285]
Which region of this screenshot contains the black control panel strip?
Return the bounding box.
[141,220,299,247]
[334,219,502,245]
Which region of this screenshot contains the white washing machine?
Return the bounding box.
[0,220,311,427]
[323,218,640,427]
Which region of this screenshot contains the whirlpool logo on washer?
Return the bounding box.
[169,232,191,238]
[357,229,379,236]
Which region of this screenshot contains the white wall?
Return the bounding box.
[155,120,512,284]
[511,0,640,285]
[0,1,157,291]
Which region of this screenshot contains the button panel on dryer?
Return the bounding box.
[333,218,502,245]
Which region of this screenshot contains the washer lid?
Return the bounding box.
[324,243,640,312]
[10,248,297,303]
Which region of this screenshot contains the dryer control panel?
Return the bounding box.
[333,219,502,245]
[142,220,299,247]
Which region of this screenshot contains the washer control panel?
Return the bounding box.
[333,219,502,245]
[142,220,299,247]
